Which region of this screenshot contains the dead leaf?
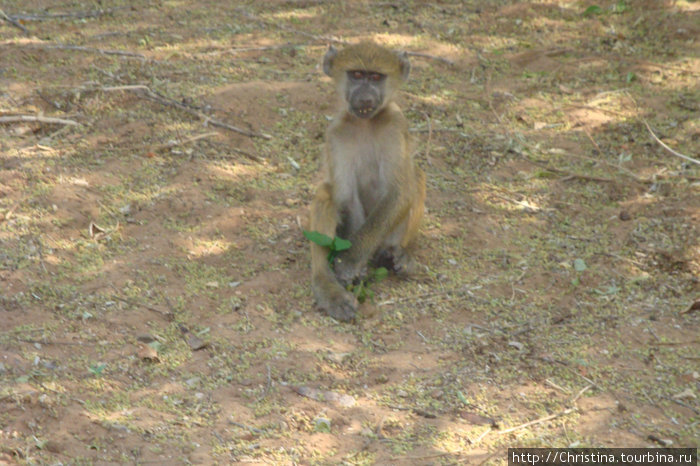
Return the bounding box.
[294,386,356,407]
[508,341,525,351]
[672,388,696,400]
[137,344,159,361]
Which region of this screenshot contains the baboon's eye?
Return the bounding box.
[352,71,364,79]
[370,73,383,81]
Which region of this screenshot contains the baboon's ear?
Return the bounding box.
[398,51,410,81]
[323,45,338,77]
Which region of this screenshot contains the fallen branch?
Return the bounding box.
[644,119,700,166]
[0,115,79,126]
[8,8,122,21]
[97,85,271,139]
[151,131,218,153]
[200,43,306,57]
[111,295,172,319]
[13,41,146,59]
[0,8,29,34]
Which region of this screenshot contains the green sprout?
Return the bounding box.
[303,230,351,264]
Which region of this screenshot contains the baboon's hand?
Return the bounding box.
[333,255,367,287]
[316,286,358,322]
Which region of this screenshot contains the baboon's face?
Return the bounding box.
[344,70,387,119]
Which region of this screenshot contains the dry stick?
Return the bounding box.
[0,115,79,126]
[0,8,29,34]
[570,384,593,404]
[20,42,146,59]
[98,85,271,140]
[9,8,122,21]
[406,51,455,67]
[644,119,700,166]
[575,126,649,183]
[18,338,87,346]
[545,379,572,395]
[151,131,218,152]
[664,396,700,415]
[497,408,575,435]
[201,43,305,57]
[111,295,171,318]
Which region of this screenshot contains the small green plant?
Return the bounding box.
[612,0,629,14]
[572,258,587,286]
[303,230,351,264]
[352,266,388,303]
[582,5,603,16]
[303,230,388,303]
[88,363,107,377]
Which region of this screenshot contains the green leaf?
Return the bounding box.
[612,0,629,13]
[373,267,389,282]
[89,363,106,376]
[573,258,587,272]
[582,5,603,16]
[331,236,352,252]
[457,390,469,405]
[303,230,333,247]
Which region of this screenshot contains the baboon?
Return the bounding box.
[309,41,426,322]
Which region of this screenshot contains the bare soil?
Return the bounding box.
[0,1,698,464]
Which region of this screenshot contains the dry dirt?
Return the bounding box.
[0,1,699,464]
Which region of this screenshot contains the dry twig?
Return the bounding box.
[97,85,271,139]
[406,51,455,66]
[498,408,575,435]
[9,8,122,21]
[10,41,146,59]
[111,295,172,318]
[0,8,29,34]
[644,120,700,166]
[0,115,79,126]
[151,132,218,153]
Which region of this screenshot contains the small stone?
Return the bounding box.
[314,417,331,433]
[45,440,63,453]
[375,374,389,384]
[185,377,201,388]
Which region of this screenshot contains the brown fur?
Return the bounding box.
[310,42,426,322]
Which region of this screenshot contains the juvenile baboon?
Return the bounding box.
[309,41,426,321]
